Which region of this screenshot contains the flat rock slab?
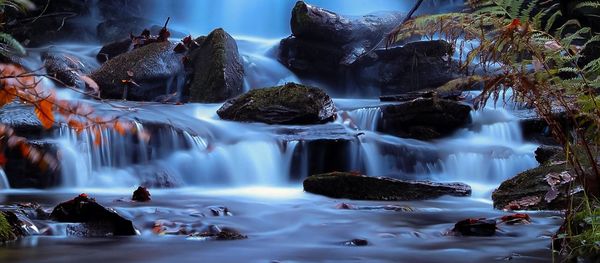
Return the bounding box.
[303,172,471,201]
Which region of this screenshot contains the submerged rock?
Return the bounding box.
[187,28,245,103]
[91,41,185,101]
[132,186,151,202]
[189,225,247,241]
[51,194,137,236]
[343,239,369,246]
[217,83,336,125]
[378,98,472,140]
[452,218,497,236]
[303,172,471,201]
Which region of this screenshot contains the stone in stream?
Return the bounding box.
[278,2,463,96]
[352,40,462,96]
[217,83,336,125]
[186,28,245,103]
[303,172,471,201]
[51,194,137,236]
[189,225,247,241]
[131,186,151,202]
[378,98,472,140]
[452,218,497,237]
[492,163,581,211]
[43,52,96,88]
[90,41,186,101]
[343,239,369,246]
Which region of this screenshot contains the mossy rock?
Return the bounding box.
[217,83,336,125]
[187,28,244,103]
[492,163,581,210]
[91,41,185,101]
[303,172,471,201]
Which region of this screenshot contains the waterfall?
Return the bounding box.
[0,168,9,190]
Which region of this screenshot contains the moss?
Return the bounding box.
[0,212,15,243]
[566,206,600,260]
[492,162,577,210]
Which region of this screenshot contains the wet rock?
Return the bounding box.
[132,186,151,202]
[343,239,368,246]
[51,194,137,236]
[378,98,472,140]
[290,1,402,46]
[187,28,244,103]
[303,172,471,201]
[353,40,461,96]
[97,38,133,63]
[500,213,531,225]
[91,41,186,101]
[0,104,54,139]
[279,2,405,94]
[3,140,61,189]
[452,218,497,237]
[492,164,580,210]
[519,112,568,145]
[217,83,336,125]
[535,145,563,164]
[190,225,247,241]
[43,52,96,88]
[97,17,155,43]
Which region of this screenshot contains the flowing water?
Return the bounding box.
[0,1,562,262]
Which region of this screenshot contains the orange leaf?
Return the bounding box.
[0,86,16,107]
[114,121,127,136]
[68,119,85,134]
[34,99,55,129]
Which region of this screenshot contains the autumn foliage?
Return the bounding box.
[0,63,136,170]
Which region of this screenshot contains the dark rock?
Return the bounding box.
[51,194,137,236]
[43,52,96,88]
[4,140,61,189]
[303,172,471,201]
[5,0,96,47]
[291,1,402,45]
[452,218,497,236]
[132,186,151,202]
[378,98,472,140]
[354,40,460,96]
[492,163,579,210]
[0,104,54,139]
[500,213,531,225]
[535,145,563,164]
[217,83,336,125]
[519,112,568,145]
[278,36,346,78]
[97,17,155,43]
[91,41,186,101]
[187,28,244,103]
[192,225,247,241]
[97,38,133,63]
[0,210,37,242]
[344,239,368,246]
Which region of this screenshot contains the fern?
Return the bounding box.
[0,32,25,56]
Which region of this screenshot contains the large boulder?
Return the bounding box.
[290,1,403,46]
[51,194,137,237]
[378,98,472,140]
[217,83,336,125]
[304,172,471,200]
[90,41,186,101]
[97,38,134,63]
[278,1,406,94]
[353,40,461,95]
[187,28,245,103]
